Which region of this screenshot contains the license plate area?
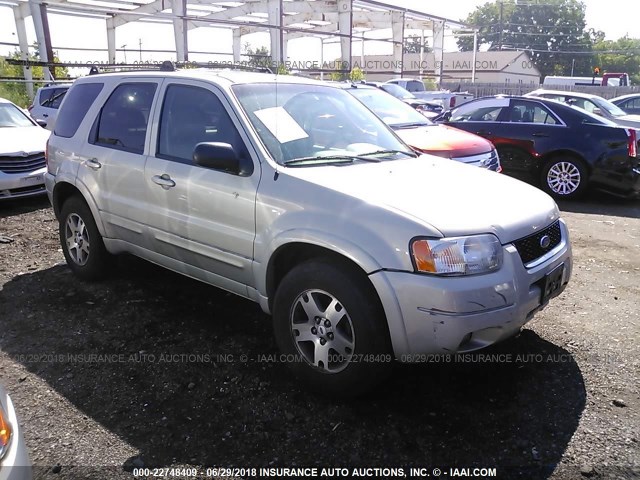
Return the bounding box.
[20,174,44,185]
[541,263,564,304]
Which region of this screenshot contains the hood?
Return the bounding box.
[0,126,50,155]
[394,124,494,158]
[614,115,640,128]
[402,98,428,107]
[283,155,559,244]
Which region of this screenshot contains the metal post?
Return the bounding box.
[391,11,404,77]
[13,5,34,98]
[106,17,116,63]
[337,0,352,74]
[171,0,188,62]
[232,29,242,63]
[267,0,282,67]
[29,1,54,81]
[472,30,478,83]
[432,19,445,86]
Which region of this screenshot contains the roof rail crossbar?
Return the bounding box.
[88,61,176,75]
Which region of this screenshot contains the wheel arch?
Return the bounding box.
[52,181,107,237]
[540,150,591,174]
[266,242,380,313]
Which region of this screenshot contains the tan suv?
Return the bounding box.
[45,67,572,395]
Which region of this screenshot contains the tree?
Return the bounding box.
[403,35,431,54]
[593,36,640,84]
[456,0,593,78]
[242,43,270,68]
[0,49,68,107]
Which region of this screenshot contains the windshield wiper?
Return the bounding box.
[393,122,430,129]
[357,149,417,158]
[283,154,382,167]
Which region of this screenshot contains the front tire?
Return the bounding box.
[272,259,392,396]
[541,156,588,200]
[59,196,110,281]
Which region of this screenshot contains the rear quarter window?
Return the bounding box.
[54,83,104,138]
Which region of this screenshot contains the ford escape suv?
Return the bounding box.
[45,68,572,395]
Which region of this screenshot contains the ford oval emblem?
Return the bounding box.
[540,235,552,249]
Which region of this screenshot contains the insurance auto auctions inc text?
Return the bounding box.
[255,467,497,477]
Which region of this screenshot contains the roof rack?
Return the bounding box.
[5,57,273,76]
[88,60,176,75]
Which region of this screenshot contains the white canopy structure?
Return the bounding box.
[1,0,476,95]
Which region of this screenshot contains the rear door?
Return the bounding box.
[77,79,161,247]
[143,80,259,294]
[491,99,566,182]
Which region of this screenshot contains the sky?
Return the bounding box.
[0,0,638,65]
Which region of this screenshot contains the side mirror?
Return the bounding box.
[434,111,452,123]
[36,119,47,128]
[193,142,246,175]
[592,108,602,117]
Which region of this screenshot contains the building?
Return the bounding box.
[354,51,541,85]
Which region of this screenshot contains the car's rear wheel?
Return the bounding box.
[541,156,588,200]
[59,196,110,280]
[272,258,392,396]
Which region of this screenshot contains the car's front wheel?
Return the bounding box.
[59,196,110,281]
[272,258,392,396]
[541,156,588,200]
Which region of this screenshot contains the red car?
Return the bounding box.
[343,84,501,171]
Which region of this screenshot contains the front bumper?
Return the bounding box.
[370,220,572,359]
[0,168,47,200]
[0,392,32,480]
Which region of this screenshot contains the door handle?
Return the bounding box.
[152,174,176,189]
[532,132,549,138]
[42,113,49,118]
[477,130,492,136]
[84,158,102,170]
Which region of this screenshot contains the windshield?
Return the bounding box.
[591,97,627,117]
[349,88,431,128]
[380,83,416,100]
[232,83,413,165]
[0,103,35,128]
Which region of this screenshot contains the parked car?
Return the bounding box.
[385,78,474,110]
[0,97,50,200]
[46,68,571,395]
[439,95,640,199]
[525,89,640,129]
[362,82,443,118]
[611,93,640,115]
[0,384,32,480]
[341,83,500,171]
[28,84,71,130]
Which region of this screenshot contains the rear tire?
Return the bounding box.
[59,196,110,281]
[272,258,392,397]
[541,156,588,200]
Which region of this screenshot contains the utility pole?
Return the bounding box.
[139,38,142,62]
[498,0,504,51]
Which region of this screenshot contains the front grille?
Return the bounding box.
[0,153,46,174]
[513,220,562,265]
[453,150,500,170]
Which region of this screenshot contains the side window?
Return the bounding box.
[91,83,156,154]
[511,101,559,125]
[54,83,104,138]
[38,88,55,106]
[157,84,243,163]
[406,80,423,92]
[48,88,67,109]
[452,105,506,122]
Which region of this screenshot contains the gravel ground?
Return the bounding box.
[0,193,638,480]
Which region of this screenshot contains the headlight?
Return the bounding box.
[0,402,12,460]
[411,234,503,275]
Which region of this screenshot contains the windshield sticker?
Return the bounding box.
[254,106,309,144]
